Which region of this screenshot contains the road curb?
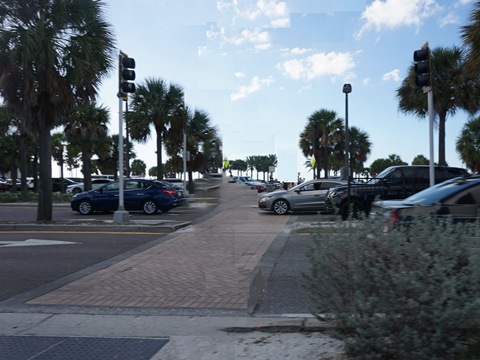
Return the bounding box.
[0,221,192,233]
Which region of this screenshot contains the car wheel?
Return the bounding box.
[143,200,158,215]
[272,199,289,215]
[72,187,82,194]
[78,200,93,215]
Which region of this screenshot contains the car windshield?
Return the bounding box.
[367,167,395,184]
[404,177,471,205]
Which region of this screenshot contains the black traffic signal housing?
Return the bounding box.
[119,53,136,95]
[413,47,431,88]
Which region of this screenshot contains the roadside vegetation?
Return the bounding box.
[303,212,480,359]
[0,191,71,204]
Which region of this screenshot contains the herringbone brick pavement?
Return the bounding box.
[27,178,290,310]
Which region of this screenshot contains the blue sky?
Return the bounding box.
[93,0,476,181]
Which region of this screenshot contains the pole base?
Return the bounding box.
[113,209,130,224]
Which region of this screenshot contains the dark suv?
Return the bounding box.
[325,165,470,219]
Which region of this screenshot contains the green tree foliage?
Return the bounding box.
[456,116,480,173]
[128,78,184,180]
[64,103,110,191]
[0,0,115,221]
[304,212,480,359]
[347,126,371,176]
[412,154,430,165]
[299,109,343,179]
[397,46,480,166]
[368,154,407,176]
[130,159,146,176]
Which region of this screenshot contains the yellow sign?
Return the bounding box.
[223,157,229,169]
[310,155,316,169]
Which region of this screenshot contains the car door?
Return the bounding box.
[440,189,480,222]
[91,181,121,212]
[123,180,149,211]
[290,180,325,211]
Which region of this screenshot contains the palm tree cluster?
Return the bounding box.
[227,155,278,180]
[299,108,372,178]
[0,0,115,221]
[0,0,222,221]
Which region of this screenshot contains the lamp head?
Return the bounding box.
[343,84,352,94]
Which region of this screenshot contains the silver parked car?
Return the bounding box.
[258,178,347,215]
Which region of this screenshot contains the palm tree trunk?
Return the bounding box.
[36,126,53,221]
[82,145,92,191]
[156,132,163,179]
[438,112,447,166]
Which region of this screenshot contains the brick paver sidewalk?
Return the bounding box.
[28,178,290,311]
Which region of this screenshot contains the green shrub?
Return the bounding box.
[0,191,71,203]
[303,212,480,359]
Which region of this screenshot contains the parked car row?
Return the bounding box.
[255,165,480,226]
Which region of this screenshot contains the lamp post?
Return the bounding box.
[343,83,352,216]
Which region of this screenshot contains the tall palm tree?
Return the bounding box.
[348,126,371,176]
[0,0,115,221]
[164,105,218,192]
[397,46,480,166]
[128,78,184,180]
[299,109,343,178]
[64,103,110,191]
[456,116,480,173]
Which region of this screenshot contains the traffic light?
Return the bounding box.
[119,53,136,95]
[413,47,431,87]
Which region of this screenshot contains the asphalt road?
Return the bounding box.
[0,191,222,303]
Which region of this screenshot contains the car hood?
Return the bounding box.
[262,189,288,197]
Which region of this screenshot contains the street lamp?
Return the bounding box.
[342,84,352,179]
[343,83,352,216]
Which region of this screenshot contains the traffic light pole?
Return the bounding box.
[113,94,130,224]
[114,49,135,224]
[414,43,434,187]
[428,89,434,187]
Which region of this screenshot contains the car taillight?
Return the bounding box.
[162,189,177,196]
[389,210,400,223]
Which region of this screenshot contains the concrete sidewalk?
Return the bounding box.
[0,176,345,359]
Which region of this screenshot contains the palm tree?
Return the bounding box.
[412,155,429,165]
[164,104,218,192]
[128,78,184,180]
[462,1,480,75]
[397,46,480,166]
[348,126,371,176]
[456,116,480,173]
[299,109,343,178]
[64,103,110,191]
[0,0,115,221]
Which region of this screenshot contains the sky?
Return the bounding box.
[87,0,477,181]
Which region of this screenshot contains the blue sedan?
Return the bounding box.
[71,178,186,215]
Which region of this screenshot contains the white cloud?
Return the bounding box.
[357,0,442,38]
[276,52,355,81]
[235,71,246,78]
[439,12,459,27]
[231,75,275,101]
[229,27,271,49]
[382,69,401,82]
[231,0,290,28]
